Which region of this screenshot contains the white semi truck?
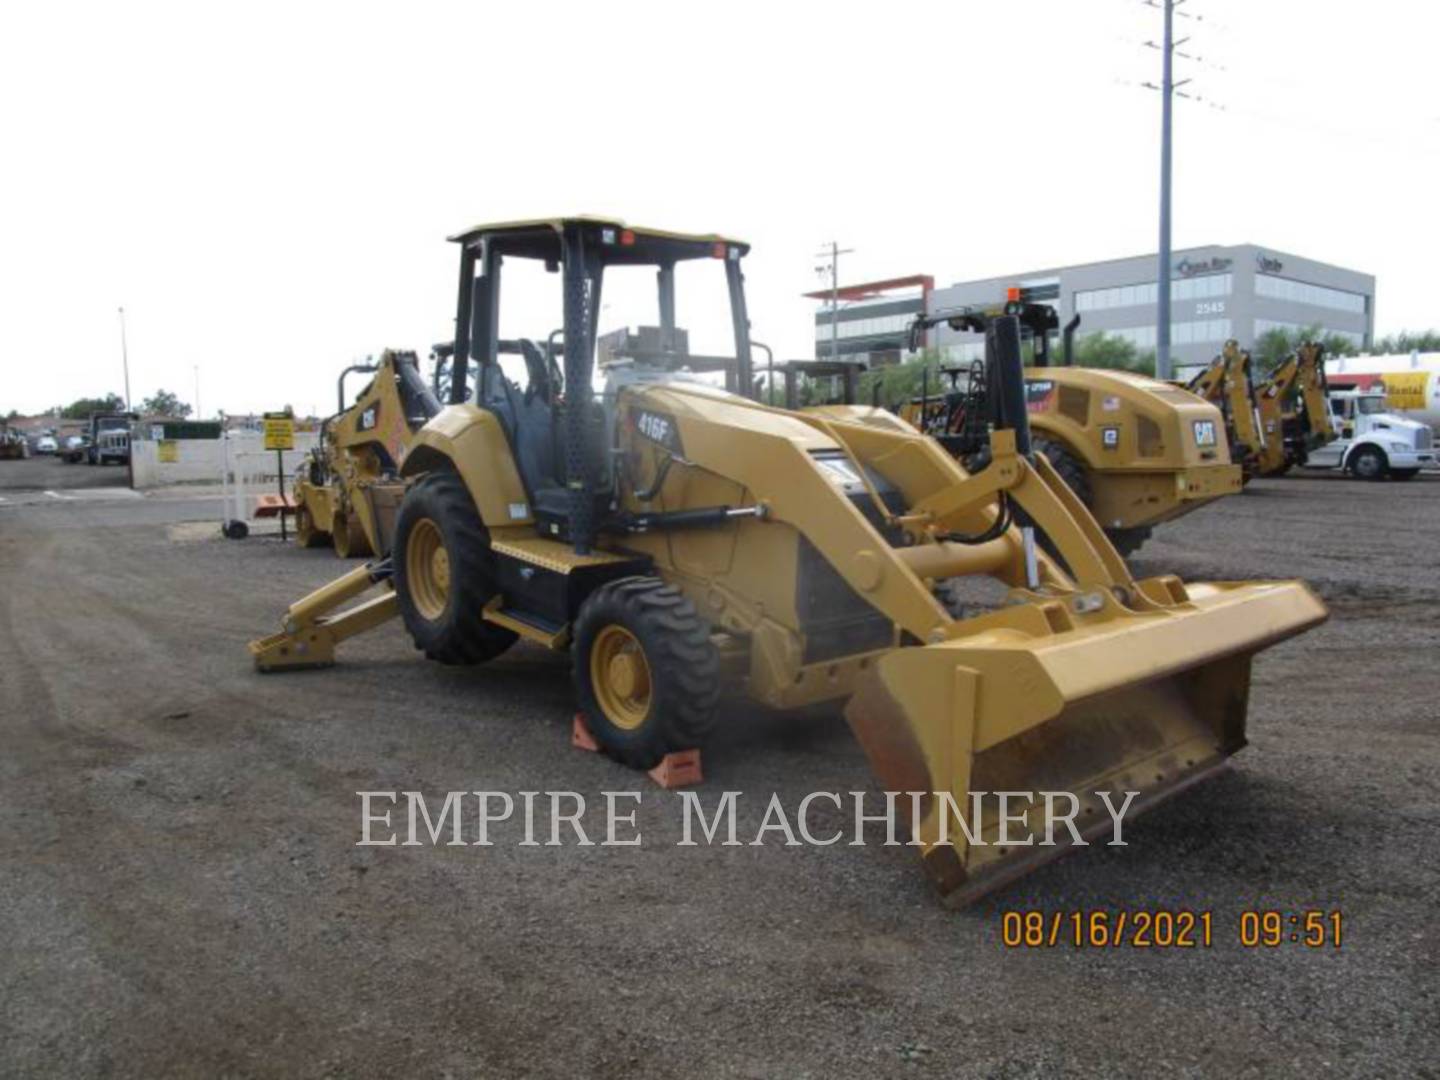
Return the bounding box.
[1303,389,1435,480]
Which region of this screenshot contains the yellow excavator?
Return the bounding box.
[900,301,1241,554]
[293,349,441,556]
[1187,340,1335,478]
[250,218,1325,905]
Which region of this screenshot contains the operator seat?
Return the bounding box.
[480,339,612,538]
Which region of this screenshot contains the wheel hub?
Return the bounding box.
[608,651,645,699]
[591,625,652,730]
[405,518,450,620]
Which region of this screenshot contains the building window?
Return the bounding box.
[1173,273,1231,301]
[1075,273,1231,313]
[1254,318,1364,347]
[1100,318,1231,350]
[1254,274,1366,314]
[815,312,916,342]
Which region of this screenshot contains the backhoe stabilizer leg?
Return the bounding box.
[249,560,398,671]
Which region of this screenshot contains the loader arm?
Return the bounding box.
[622,372,1324,906]
[627,380,1146,647]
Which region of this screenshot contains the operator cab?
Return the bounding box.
[445,217,754,553]
[1327,391,1388,436]
[1329,392,1387,419]
[902,301,1076,453]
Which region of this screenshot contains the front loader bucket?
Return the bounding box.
[845,580,1326,906]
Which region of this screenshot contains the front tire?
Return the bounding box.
[393,471,517,665]
[1350,446,1388,481]
[573,577,721,770]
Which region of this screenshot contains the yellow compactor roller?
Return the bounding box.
[901,302,1242,554]
[251,218,1326,904]
[294,349,441,556]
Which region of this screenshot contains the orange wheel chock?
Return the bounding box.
[570,713,703,789]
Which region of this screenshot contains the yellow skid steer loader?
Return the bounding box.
[250,218,1325,904]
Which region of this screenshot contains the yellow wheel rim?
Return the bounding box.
[590,625,652,731]
[406,518,450,621]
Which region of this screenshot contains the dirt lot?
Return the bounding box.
[0,452,132,492]
[1,457,1437,1078]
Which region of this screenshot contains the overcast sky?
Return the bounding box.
[2,0,1435,417]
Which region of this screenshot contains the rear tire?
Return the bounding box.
[331,510,373,558]
[393,471,517,665]
[1350,446,1388,481]
[573,577,721,770]
[332,512,353,557]
[295,505,330,549]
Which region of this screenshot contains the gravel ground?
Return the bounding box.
[1,458,1437,1078]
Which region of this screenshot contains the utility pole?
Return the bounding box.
[814,241,854,361]
[118,306,133,411]
[194,364,202,420]
[1156,0,1175,380]
[1144,0,1200,380]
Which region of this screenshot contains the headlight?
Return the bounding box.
[1388,441,1412,452]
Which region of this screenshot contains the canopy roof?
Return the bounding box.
[447,216,749,262]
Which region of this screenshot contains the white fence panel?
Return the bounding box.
[131,432,318,489]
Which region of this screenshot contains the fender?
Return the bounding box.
[400,404,534,528]
[1340,440,1384,471]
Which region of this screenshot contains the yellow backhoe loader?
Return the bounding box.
[250,218,1325,905]
[293,349,442,556]
[900,302,1241,554]
[1187,340,1335,478]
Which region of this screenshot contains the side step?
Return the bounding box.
[485,534,653,651]
[482,598,569,649]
